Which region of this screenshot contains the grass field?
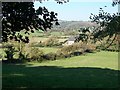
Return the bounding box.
[28,51,119,70]
[29,37,67,43]
[39,47,59,54]
[2,51,119,89]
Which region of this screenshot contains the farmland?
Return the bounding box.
[1,21,119,89]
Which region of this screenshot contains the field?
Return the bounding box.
[2,51,119,89]
[1,30,119,89]
[29,37,67,43]
[39,47,59,54]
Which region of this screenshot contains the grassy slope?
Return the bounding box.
[2,51,119,88]
[28,51,118,70]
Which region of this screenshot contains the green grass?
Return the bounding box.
[50,31,64,36]
[0,48,5,60]
[58,38,67,42]
[39,47,59,54]
[29,51,118,70]
[2,51,119,89]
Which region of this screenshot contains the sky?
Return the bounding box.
[34,0,118,21]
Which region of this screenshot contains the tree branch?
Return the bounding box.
[105,33,117,49]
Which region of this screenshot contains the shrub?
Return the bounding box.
[29,47,44,62]
[71,51,83,56]
[42,53,57,60]
[85,43,96,53]
[96,42,118,52]
[55,51,65,59]
[60,45,72,55]
[14,42,30,61]
[42,36,59,47]
[59,42,96,58]
[3,41,31,62]
[4,44,16,61]
[60,42,85,56]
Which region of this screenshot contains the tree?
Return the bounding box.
[89,1,120,48]
[78,27,91,43]
[1,0,69,43]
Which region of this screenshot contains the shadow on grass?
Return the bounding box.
[2,63,120,89]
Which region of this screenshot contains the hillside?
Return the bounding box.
[51,20,98,31]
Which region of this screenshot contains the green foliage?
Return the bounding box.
[56,52,65,59]
[31,36,60,47]
[60,42,96,56]
[42,36,59,47]
[4,43,16,60]
[96,41,119,52]
[29,47,44,62]
[18,43,30,61]
[43,53,57,60]
[78,27,91,42]
[2,2,59,43]
[90,5,120,48]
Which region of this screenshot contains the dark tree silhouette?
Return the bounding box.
[78,27,91,43]
[90,1,120,48]
[2,0,69,43]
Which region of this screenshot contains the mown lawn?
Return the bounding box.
[2,51,119,89]
[36,51,118,70]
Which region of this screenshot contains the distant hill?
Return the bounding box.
[51,20,98,31]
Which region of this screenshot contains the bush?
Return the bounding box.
[41,36,59,47]
[71,51,83,56]
[96,42,118,52]
[13,42,30,61]
[2,41,30,62]
[85,43,96,53]
[29,47,44,62]
[59,45,72,55]
[60,42,85,56]
[4,44,16,61]
[59,42,96,58]
[42,53,57,60]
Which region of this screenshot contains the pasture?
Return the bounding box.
[2,2,119,89]
[1,30,119,89]
[39,47,59,54]
[2,51,119,89]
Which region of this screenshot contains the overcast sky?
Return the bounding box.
[34,0,118,21]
